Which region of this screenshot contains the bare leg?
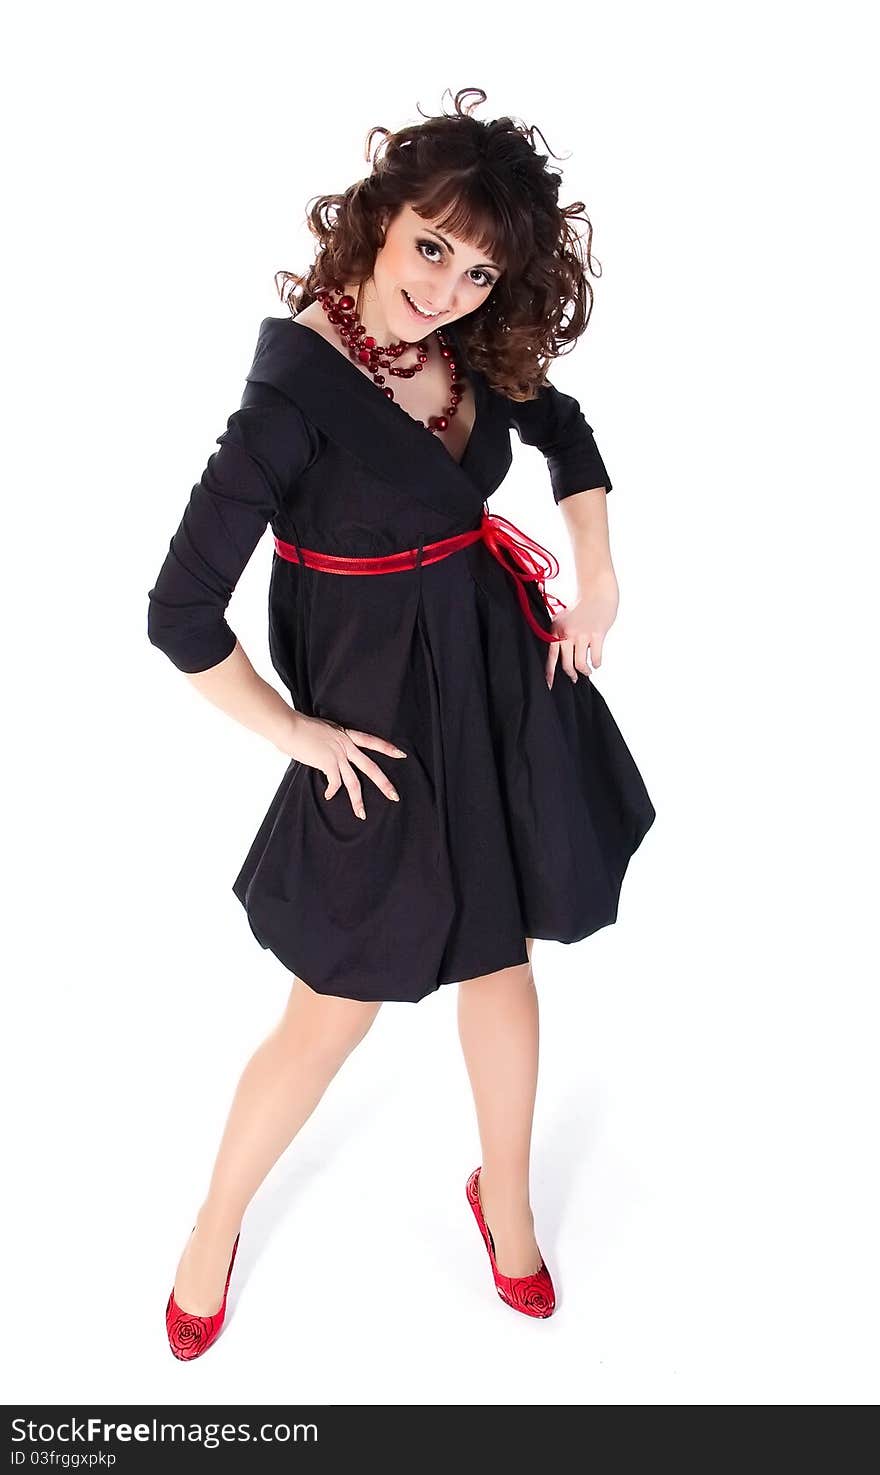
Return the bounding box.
[456,938,543,1277]
[172,977,382,1315]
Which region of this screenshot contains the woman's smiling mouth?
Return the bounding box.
[402,288,443,320]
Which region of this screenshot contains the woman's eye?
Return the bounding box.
[416,240,495,289]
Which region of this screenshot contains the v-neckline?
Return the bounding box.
[288,315,481,474]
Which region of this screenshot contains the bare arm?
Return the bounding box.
[184,639,300,756]
[558,485,615,591]
[547,485,619,687]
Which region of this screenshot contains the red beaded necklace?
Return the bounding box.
[315,284,467,436]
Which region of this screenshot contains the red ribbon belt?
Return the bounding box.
[273,510,567,644]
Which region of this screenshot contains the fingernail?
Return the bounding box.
[389,791,400,802]
[394,748,407,757]
[357,808,366,819]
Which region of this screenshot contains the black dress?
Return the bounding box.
[147,314,656,1003]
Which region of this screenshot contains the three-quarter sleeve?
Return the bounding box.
[147,379,317,674]
[507,379,613,503]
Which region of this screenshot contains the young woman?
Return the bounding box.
[148,88,655,1360]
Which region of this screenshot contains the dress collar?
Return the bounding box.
[245,314,490,521]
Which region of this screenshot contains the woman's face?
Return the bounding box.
[366,202,502,340]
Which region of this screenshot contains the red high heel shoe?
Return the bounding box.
[165,1226,240,1361]
[466,1166,556,1318]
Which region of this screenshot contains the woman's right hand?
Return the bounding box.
[284,712,408,820]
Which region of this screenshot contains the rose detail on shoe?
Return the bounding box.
[166,1296,221,1360]
[508,1275,555,1318]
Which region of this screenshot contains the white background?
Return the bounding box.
[3,0,878,1407]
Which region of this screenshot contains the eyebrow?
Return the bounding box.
[424,228,502,274]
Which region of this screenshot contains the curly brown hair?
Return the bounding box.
[274,87,602,403]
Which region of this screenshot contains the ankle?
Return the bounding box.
[479,1169,532,1215]
[195,1201,242,1241]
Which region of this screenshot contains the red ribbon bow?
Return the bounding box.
[478,510,567,644]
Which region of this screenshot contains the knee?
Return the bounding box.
[328,1000,382,1060]
[459,956,534,999]
[281,982,382,1064]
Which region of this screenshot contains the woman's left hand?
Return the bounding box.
[545,565,620,689]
